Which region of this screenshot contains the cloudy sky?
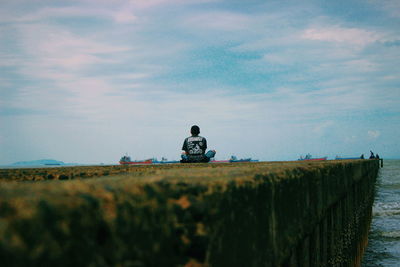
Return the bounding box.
[1,0,399,165]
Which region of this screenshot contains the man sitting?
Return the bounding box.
[181,125,216,163]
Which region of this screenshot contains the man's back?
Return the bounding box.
[182,136,207,156]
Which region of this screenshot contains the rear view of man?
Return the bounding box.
[181,125,216,163]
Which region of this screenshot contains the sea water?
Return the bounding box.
[362,160,400,267]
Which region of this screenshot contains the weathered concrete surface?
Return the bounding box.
[0,160,379,266]
[0,164,195,181]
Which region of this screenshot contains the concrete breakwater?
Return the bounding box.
[0,164,195,181]
[0,160,379,266]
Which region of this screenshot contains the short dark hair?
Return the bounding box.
[191,125,200,135]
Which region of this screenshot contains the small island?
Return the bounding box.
[12,159,65,166]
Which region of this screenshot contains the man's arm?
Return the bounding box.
[182,138,188,152]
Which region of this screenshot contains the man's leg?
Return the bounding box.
[181,153,189,163]
[205,150,216,159]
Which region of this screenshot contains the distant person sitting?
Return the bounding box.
[369,150,375,159]
[181,125,216,163]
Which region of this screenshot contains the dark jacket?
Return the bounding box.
[182,135,208,162]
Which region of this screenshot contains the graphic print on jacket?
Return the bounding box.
[182,136,207,155]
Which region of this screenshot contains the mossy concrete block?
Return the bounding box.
[0,160,379,266]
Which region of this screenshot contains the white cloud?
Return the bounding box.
[372,0,400,18]
[262,54,289,65]
[302,26,381,47]
[113,9,138,23]
[312,121,334,135]
[345,135,358,143]
[342,59,378,72]
[0,3,147,25]
[12,24,132,80]
[0,0,217,25]
[0,5,106,23]
[18,24,130,54]
[186,11,253,31]
[368,130,381,139]
[126,0,219,9]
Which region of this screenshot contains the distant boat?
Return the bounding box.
[298,154,327,161]
[211,155,259,163]
[230,158,259,163]
[119,155,153,165]
[152,157,180,164]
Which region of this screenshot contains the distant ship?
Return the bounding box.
[152,157,180,164]
[211,155,259,163]
[119,155,153,165]
[298,154,327,161]
[229,155,259,163]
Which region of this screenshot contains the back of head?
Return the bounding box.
[191,125,200,136]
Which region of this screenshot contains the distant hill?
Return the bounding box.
[12,159,65,166]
